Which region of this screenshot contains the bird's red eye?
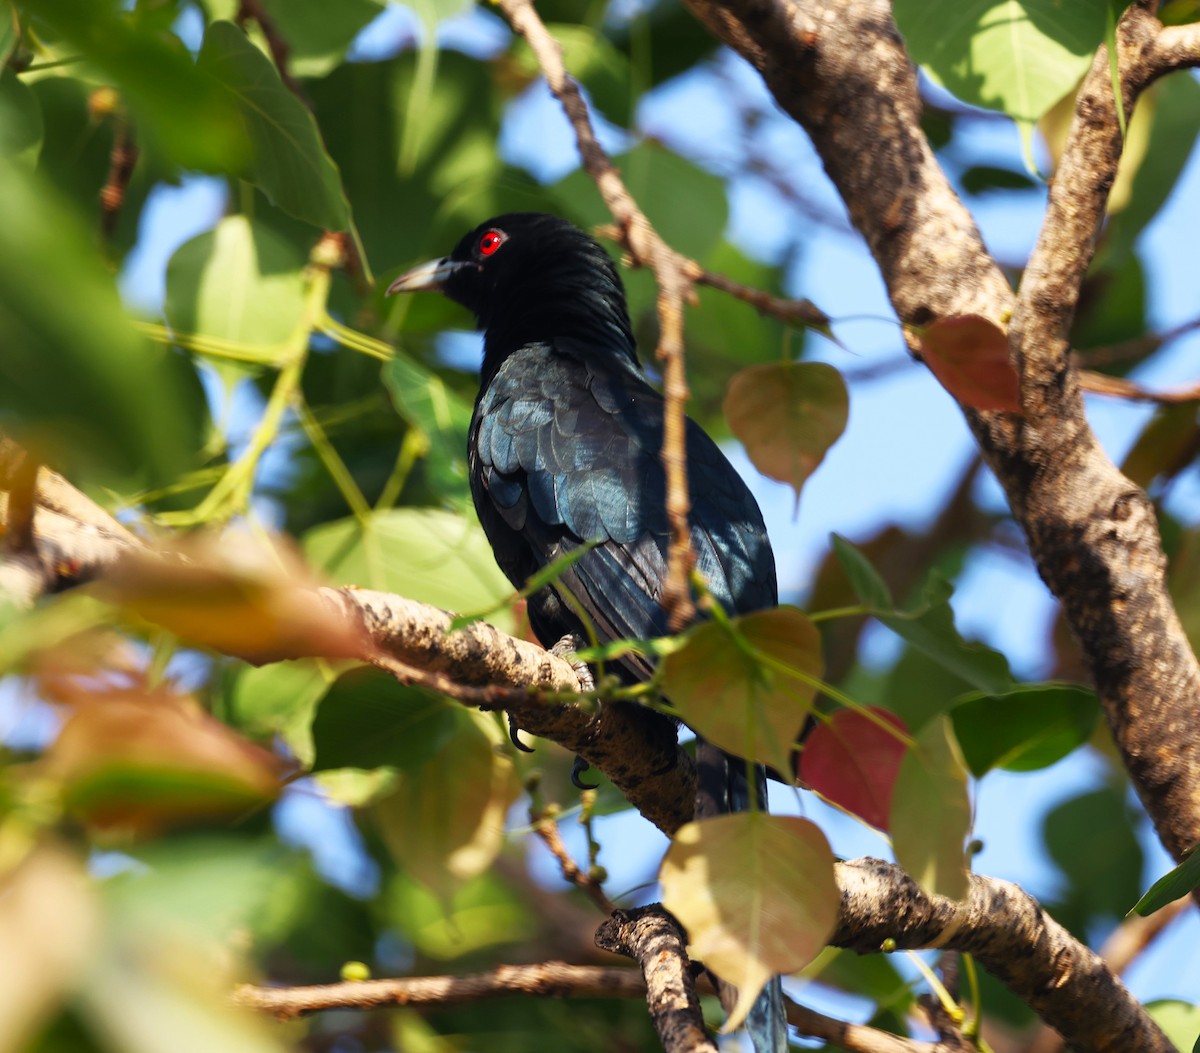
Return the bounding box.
[478,229,505,257]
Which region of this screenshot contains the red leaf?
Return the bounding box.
[798,708,907,830]
[919,315,1021,413]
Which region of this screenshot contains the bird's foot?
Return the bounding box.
[549,633,595,692]
[507,714,535,753]
[570,753,599,791]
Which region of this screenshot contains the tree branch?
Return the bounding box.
[680,0,1200,872]
[831,859,1173,1053]
[233,961,646,1018]
[0,444,696,836]
[594,905,717,1053]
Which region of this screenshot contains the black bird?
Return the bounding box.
[388,213,784,1053]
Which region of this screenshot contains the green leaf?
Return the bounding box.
[951,683,1099,776]
[1145,1000,1200,1053]
[303,508,516,632]
[165,215,308,383]
[385,869,530,960]
[660,814,840,1031]
[375,710,521,896]
[1044,786,1143,924]
[382,353,474,502]
[831,533,893,609]
[0,3,17,70]
[724,362,848,503]
[197,20,351,232]
[1107,73,1200,260]
[682,241,793,429]
[0,68,43,169]
[0,159,200,487]
[20,0,247,172]
[513,24,634,126]
[890,717,971,901]
[661,606,822,777]
[311,668,459,773]
[834,537,1013,694]
[893,0,1108,159]
[29,75,152,257]
[1131,847,1200,916]
[108,836,309,946]
[552,140,728,260]
[258,0,385,78]
[227,659,335,767]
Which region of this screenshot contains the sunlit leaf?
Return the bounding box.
[197,20,351,231]
[919,315,1021,413]
[799,708,908,830]
[890,717,971,901]
[660,813,839,1031]
[951,683,1099,776]
[894,0,1107,160]
[97,533,362,664]
[1131,848,1200,916]
[661,606,821,777]
[724,362,848,501]
[107,836,310,947]
[386,870,530,960]
[0,847,97,1053]
[830,533,892,609]
[1106,73,1200,260]
[304,508,516,632]
[1145,1000,1200,1053]
[513,24,633,126]
[42,690,283,830]
[165,215,307,380]
[376,711,521,896]
[382,353,474,503]
[552,140,727,261]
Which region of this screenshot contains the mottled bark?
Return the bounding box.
[682,0,1200,866]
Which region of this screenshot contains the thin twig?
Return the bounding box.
[233,962,646,1019]
[532,813,616,915]
[99,116,138,244]
[497,0,697,629]
[1079,369,1200,403]
[1077,313,1200,369]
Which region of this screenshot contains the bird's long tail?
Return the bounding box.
[694,739,787,1053]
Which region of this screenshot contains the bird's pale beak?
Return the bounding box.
[386,257,469,295]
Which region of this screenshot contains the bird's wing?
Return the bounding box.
[472,339,775,674]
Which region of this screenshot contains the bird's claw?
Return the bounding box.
[507,714,535,753]
[550,633,595,692]
[571,754,599,790]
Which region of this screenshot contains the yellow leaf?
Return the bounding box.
[375,711,520,896]
[662,606,820,777]
[660,813,839,1031]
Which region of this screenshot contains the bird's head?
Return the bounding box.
[387,212,637,366]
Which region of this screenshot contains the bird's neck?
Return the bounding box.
[479,282,641,382]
